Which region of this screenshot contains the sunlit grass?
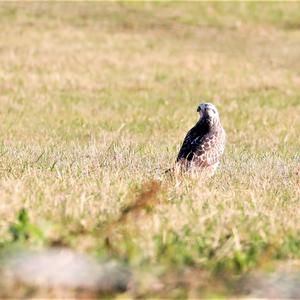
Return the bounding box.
[0,2,300,297]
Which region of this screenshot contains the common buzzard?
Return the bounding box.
[176,102,226,176]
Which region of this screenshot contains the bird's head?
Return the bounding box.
[197,102,220,125]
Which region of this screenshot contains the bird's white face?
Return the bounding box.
[197,102,220,123]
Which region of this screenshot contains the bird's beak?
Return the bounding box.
[197,106,201,112]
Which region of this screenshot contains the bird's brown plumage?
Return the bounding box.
[176,103,225,176]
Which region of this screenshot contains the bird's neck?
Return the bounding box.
[197,117,220,132]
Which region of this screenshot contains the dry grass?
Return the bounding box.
[0,2,300,298]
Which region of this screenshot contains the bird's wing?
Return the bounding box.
[176,126,206,162]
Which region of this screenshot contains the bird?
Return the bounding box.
[175,102,226,176]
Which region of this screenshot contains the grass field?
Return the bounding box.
[0,2,300,298]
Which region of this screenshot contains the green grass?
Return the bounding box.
[0,2,300,298]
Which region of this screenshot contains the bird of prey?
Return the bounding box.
[176,102,226,176]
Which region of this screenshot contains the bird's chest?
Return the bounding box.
[193,129,225,166]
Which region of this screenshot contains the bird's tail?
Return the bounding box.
[164,167,174,175]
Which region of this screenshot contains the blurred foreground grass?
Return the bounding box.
[0,2,300,298]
